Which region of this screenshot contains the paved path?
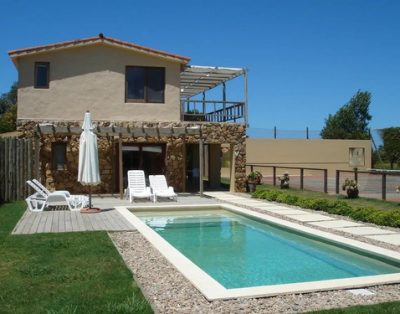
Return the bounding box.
[204,192,400,247]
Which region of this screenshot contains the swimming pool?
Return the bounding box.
[120,204,400,300]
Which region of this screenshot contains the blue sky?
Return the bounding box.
[1,0,399,133]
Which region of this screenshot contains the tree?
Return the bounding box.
[320,91,372,139]
[0,105,17,133]
[0,82,17,115]
[0,82,18,133]
[380,127,400,169]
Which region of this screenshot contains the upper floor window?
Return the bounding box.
[34,62,50,88]
[125,66,165,103]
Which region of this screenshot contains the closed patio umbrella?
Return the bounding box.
[78,111,101,212]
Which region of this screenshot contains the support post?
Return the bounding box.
[118,136,123,200]
[273,166,276,186]
[222,82,226,122]
[202,92,206,114]
[336,170,340,194]
[199,139,204,197]
[300,168,304,190]
[34,133,41,180]
[324,169,328,193]
[111,136,115,196]
[274,126,277,139]
[243,69,248,126]
[382,173,387,201]
[306,127,309,139]
[229,144,236,193]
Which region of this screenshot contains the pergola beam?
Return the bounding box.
[36,123,200,137]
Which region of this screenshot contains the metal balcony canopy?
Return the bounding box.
[180,65,245,98]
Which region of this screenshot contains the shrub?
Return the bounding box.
[252,188,400,228]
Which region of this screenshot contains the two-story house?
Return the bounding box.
[9,34,247,195]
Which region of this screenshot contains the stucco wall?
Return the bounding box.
[246,139,372,177]
[17,43,181,122]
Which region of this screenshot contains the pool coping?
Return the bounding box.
[116,204,400,300]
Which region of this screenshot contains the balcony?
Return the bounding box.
[180,65,248,124]
[181,100,245,123]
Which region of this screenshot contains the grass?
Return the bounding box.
[3,199,399,313]
[0,201,153,314]
[259,184,400,211]
[308,301,400,313]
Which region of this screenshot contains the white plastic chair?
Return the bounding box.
[26,180,88,211]
[149,175,177,202]
[127,170,154,202]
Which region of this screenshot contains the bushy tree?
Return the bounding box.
[380,127,400,169]
[0,82,18,133]
[0,105,17,133]
[0,82,17,115]
[321,91,372,139]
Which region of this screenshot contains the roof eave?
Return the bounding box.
[8,35,191,67]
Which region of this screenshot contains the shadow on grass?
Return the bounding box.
[0,201,153,314]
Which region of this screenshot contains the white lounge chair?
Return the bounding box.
[31,179,89,209]
[26,180,88,211]
[127,170,154,202]
[32,179,70,198]
[149,175,177,202]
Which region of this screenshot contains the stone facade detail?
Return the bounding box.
[18,121,246,194]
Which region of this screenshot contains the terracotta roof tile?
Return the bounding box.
[8,35,191,64]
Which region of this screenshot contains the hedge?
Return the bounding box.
[252,189,400,228]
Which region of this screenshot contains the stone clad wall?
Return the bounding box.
[19,121,246,193]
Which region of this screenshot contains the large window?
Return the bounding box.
[34,62,50,88]
[122,144,165,188]
[125,66,165,103]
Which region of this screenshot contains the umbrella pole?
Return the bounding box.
[89,185,92,209]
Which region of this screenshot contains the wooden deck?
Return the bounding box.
[12,194,219,235]
[12,209,135,234]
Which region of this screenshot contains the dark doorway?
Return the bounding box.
[186,143,224,192]
[186,144,200,192]
[122,144,165,189]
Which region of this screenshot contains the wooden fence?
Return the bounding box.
[0,137,36,202]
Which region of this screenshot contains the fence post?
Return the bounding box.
[300,168,304,190]
[335,170,340,194]
[306,127,309,139]
[382,173,386,201]
[273,166,276,186]
[250,165,254,173]
[324,169,328,193]
[274,126,277,139]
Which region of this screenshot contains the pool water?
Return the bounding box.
[136,209,400,289]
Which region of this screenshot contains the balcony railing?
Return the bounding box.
[181,100,245,123]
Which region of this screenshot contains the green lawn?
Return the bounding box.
[0,202,153,314]
[3,200,399,313]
